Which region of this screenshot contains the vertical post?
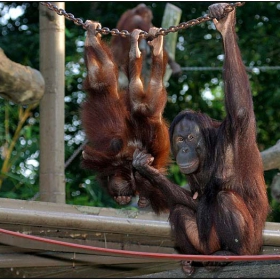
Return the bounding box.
[39,2,65,203]
[161,3,182,83]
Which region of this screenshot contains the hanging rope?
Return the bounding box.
[40,2,245,39]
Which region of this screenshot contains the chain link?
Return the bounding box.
[40,2,245,39]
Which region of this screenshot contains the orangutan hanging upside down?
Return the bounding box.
[80,21,170,213]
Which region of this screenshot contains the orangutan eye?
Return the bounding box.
[187,134,194,141]
[176,136,184,143]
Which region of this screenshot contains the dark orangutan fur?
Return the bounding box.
[80,21,170,213]
[110,3,152,73]
[133,3,269,274]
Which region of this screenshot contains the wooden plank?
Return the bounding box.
[0,250,178,267]
[161,3,182,83]
[137,259,280,278]
[0,198,279,278]
[0,198,279,246]
[0,198,171,237]
[0,228,175,255]
[137,246,280,278]
[0,261,181,279]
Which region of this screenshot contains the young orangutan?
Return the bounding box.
[110,3,181,78]
[81,21,170,213]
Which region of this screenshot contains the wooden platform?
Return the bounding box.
[0,198,279,278]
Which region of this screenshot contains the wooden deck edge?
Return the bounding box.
[0,198,279,245]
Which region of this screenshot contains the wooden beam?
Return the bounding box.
[261,140,280,171]
[0,198,279,278]
[161,3,182,83]
[0,198,279,247]
[39,2,65,203]
[137,258,280,278]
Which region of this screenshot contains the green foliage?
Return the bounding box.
[0,2,280,218]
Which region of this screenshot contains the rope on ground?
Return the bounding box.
[0,227,279,262]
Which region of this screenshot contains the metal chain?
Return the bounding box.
[40,2,245,39]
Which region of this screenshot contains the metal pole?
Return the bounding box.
[39,2,65,203]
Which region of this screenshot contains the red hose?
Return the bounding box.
[0,227,279,262]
